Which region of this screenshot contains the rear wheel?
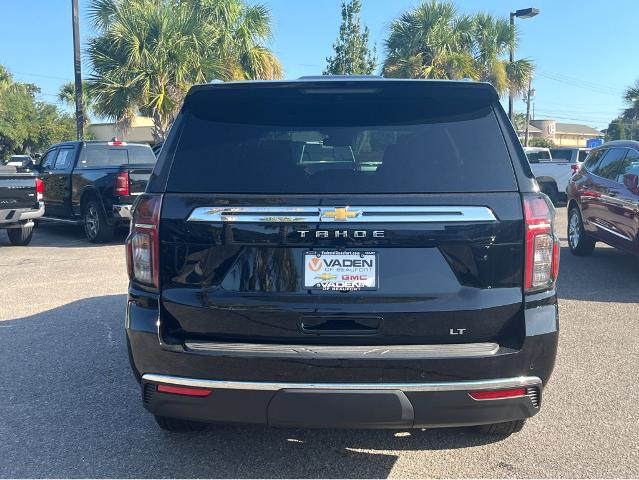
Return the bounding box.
[83,199,115,243]
[7,225,33,246]
[473,419,526,436]
[154,415,207,432]
[568,206,595,256]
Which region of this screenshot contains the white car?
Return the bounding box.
[524,147,581,204]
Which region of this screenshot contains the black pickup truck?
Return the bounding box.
[0,166,44,245]
[35,141,156,242]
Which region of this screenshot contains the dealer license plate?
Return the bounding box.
[304,251,377,290]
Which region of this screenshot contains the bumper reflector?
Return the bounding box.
[469,388,525,400]
[156,384,212,397]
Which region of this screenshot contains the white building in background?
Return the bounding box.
[88,116,155,144]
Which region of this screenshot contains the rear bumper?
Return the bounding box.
[141,374,542,428]
[0,202,44,227]
[127,286,558,428]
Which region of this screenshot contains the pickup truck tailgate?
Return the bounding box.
[0,172,38,210]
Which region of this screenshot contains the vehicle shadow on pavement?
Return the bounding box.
[557,245,639,303]
[0,295,508,479]
[12,222,129,248]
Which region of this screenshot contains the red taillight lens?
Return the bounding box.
[115,171,129,196]
[524,194,559,291]
[35,177,44,202]
[126,194,162,288]
[156,384,212,397]
[571,163,580,175]
[469,388,526,400]
[108,141,127,146]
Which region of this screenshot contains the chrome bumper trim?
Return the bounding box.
[0,202,44,224]
[187,205,498,223]
[184,341,500,359]
[142,374,542,392]
[113,204,132,219]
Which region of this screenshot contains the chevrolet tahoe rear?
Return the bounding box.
[125,78,559,435]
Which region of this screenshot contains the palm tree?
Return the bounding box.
[86,0,282,142]
[383,1,476,79]
[382,1,533,98]
[622,79,639,121]
[470,13,533,97]
[57,81,94,124]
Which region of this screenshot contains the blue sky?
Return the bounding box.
[1,0,636,129]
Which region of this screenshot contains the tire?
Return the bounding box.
[568,206,596,256]
[7,225,33,246]
[83,199,115,243]
[473,419,526,436]
[154,415,207,432]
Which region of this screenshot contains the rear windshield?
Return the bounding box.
[167,85,517,194]
[549,149,574,162]
[79,144,156,168]
[526,150,552,163]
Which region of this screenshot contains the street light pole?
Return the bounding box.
[508,7,539,122]
[72,0,84,141]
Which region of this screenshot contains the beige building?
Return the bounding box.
[88,116,155,144]
[517,119,604,147]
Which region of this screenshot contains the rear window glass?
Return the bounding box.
[525,150,551,163]
[79,144,156,168]
[167,86,517,194]
[549,149,574,162]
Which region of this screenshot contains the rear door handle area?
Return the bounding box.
[300,316,382,336]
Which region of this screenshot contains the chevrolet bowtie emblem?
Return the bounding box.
[321,207,361,221]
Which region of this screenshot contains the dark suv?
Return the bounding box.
[126,78,559,435]
[567,140,639,257]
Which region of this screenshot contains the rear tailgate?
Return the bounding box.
[0,172,38,210]
[157,81,526,348]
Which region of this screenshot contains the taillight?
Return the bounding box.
[571,163,580,175]
[523,194,559,292]
[108,140,127,146]
[126,194,162,288]
[35,177,44,202]
[115,171,129,196]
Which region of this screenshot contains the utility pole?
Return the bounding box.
[524,76,533,147]
[72,0,84,141]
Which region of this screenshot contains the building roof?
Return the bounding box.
[554,122,604,136]
[516,124,542,134]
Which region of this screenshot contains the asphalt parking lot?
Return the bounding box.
[1,210,638,478]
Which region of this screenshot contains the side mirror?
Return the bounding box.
[623,173,639,195]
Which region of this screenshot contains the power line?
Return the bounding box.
[537,72,624,97]
[540,70,626,94]
[12,71,72,82]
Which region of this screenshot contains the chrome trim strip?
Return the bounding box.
[187,206,498,223]
[591,220,632,241]
[142,374,542,392]
[184,341,500,359]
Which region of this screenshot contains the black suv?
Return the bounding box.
[126,78,559,435]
